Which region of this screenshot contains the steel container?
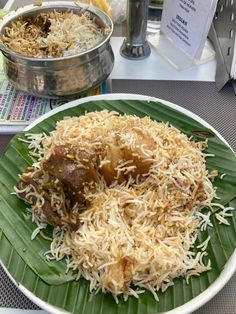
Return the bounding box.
[0,1,114,98]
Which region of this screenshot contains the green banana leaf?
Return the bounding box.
[0,98,236,313]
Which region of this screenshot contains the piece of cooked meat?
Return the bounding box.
[99,131,154,185]
[17,137,154,229]
[42,145,98,204]
[17,145,98,229]
[17,168,64,228]
[17,168,82,230]
[17,144,99,230]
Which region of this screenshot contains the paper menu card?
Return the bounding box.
[160,0,218,60]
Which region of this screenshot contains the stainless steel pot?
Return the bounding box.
[0,1,114,98]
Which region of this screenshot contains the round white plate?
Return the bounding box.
[2,93,236,314]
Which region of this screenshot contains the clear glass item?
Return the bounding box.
[147,0,163,33]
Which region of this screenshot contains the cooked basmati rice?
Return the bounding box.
[2,10,106,58]
[16,110,233,302]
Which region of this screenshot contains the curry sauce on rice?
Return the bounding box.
[15,110,220,301]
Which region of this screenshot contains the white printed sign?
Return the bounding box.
[160,0,218,59]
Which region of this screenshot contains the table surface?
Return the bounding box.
[1,1,236,314]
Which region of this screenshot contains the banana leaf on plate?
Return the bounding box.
[0,96,236,314]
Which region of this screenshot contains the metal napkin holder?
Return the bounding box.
[209,0,236,91]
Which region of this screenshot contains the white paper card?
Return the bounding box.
[160,0,218,59]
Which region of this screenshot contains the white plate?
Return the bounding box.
[2,93,236,314]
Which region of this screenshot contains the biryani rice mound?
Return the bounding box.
[15,110,218,302]
[2,9,106,58]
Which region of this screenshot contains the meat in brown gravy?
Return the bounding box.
[17,168,64,228]
[42,145,98,204]
[17,145,98,229]
[17,142,153,230]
